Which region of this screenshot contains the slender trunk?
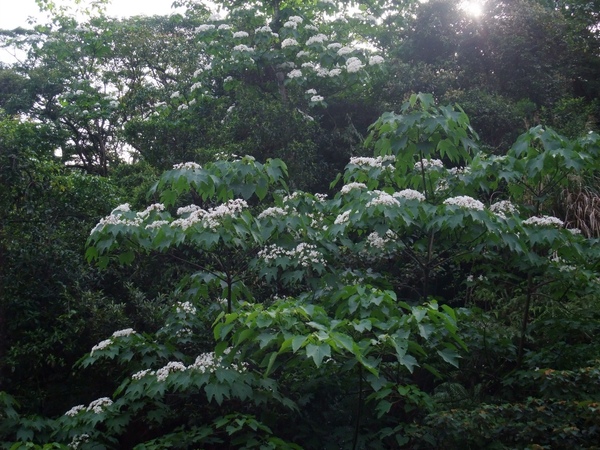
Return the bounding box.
[517,273,534,368]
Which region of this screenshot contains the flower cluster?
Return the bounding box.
[366,230,395,250]
[346,57,364,73]
[258,207,287,219]
[334,209,352,224]
[65,405,85,417]
[490,200,517,219]
[173,162,202,170]
[340,182,367,194]
[87,397,113,414]
[349,155,396,168]
[112,328,136,338]
[366,190,400,208]
[414,159,444,171]
[176,301,197,315]
[443,196,485,211]
[137,203,165,219]
[522,215,564,227]
[258,242,326,267]
[90,339,112,354]
[394,189,426,202]
[68,434,90,450]
[131,369,153,380]
[156,361,187,382]
[171,199,248,230]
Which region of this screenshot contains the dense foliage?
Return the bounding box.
[1,0,600,448]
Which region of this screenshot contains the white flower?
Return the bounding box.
[334,209,351,224]
[283,21,298,29]
[369,55,384,65]
[65,405,85,417]
[156,361,187,382]
[232,31,249,38]
[327,43,342,49]
[311,95,324,103]
[196,24,215,32]
[218,24,232,30]
[178,104,189,111]
[345,57,364,73]
[91,339,112,354]
[112,328,136,338]
[113,203,131,213]
[170,91,181,99]
[233,44,254,52]
[306,34,328,45]
[288,15,303,23]
[328,68,342,77]
[191,82,202,91]
[296,50,310,58]
[258,242,326,268]
[443,196,485,211]
[258,207,287,219]
[337,46,354,56]
[176,301,197,315]
[414,159,444,171]
[132,369,153,380]
[173,162,202,170]
[366,230,395,249]
[287,69,303,79]
[145,220,169,230]
[340,182,367,194]
[366,190,400,208]
[255,25,273,33]
[177,204,202,216]
[224,76,234,83]
[393,189,426,201]
[281,38,299,48]
[87,397,113,414]
[305,88,317,95]
[490,200,517,218]
[349,155,396,168]
[522,215,564,227]
[568,228,582,235]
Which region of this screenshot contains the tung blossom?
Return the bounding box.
[443,196,485,211]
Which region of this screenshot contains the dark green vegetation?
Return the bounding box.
[1,0,600,448]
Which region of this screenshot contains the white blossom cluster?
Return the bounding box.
[490,200,517,219]
[369,55,384,65]
[340,182,367,194]
[173,162,202,170]
[258,207,287,219]
[87,397,113,414]
[346,57,364,73]
[334,209,352,224]
[196,24,215,32]
[337,46,354,56]
[65,404,85,417]
[443,196,485,211]
[281,38,299,48]
[349,155,396,168]
[177,204,202,216]
[91,339,112,354]
[258,242,326,267]
[68,434,90,449]
[145,220,169,230]
[366,190,400,208]
[393,189,426,202]
[328,43,342,50]
[287,69,303,79]
[306,34,328,45]
[233,44,254,52]
[311,95,325,103]
[522,215,564,227]
[232,31,249,38]
[414,159,444,171]
[112,328,136,338]
[131,369,153,380]
[550,254,575,272]
[91,211,143,234]
[137,203,165,219]
[156,361,187,382]
[176,301,197,315]
[366,230,395,250]
[171,199,248,230]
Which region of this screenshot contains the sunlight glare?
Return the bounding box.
[460,0,485,17]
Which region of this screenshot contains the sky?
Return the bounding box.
[0,0,186,63]
[0,0,184,30]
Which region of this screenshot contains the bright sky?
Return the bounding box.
[0,0,184,30]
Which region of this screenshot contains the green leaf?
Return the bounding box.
[437,347,461,368]
[305,343,331,367]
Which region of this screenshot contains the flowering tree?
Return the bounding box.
[1,94,588,448]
